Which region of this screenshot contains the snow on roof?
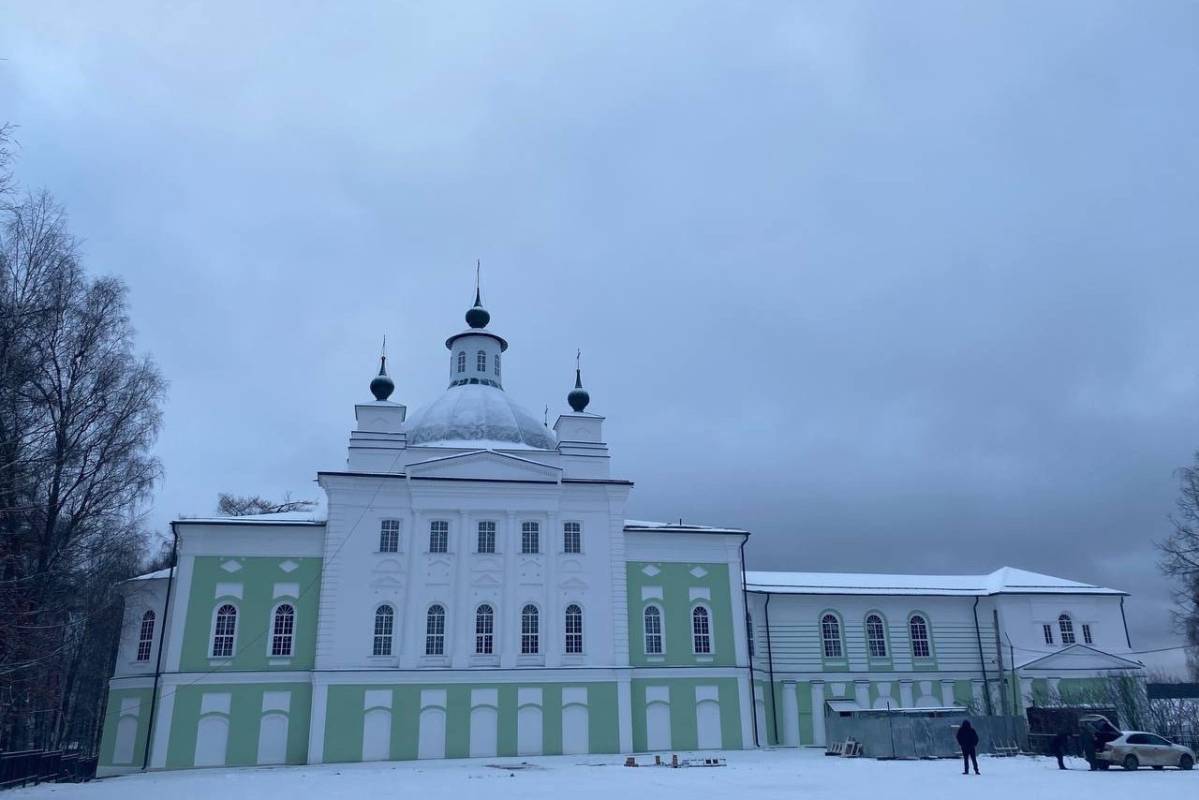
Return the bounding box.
[125,567,173,582]
[176,497,328,526]
[745,566,1124,597]
[623,519,748,535]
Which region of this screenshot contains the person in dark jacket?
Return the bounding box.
[956,720,981,775]
[1050,730,1069,770]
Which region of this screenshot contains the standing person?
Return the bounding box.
[956,719,981,775]
[1050,730,1069,770]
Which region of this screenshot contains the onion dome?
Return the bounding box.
[568,367,590,412]
[369,354,394,401]
[465,286,490,329]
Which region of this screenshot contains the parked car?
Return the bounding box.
[1092,731,1195,771]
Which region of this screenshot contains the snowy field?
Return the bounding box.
[14,749,1196,800]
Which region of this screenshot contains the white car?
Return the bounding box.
[1095,731,1195,771]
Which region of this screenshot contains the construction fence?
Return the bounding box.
[825,714,1028,760]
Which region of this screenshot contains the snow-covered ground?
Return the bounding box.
[15,749,1196,800]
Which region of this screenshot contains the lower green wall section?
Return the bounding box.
[164,682,312,769]
[323,682,620,762]
[98,686,155,768]
[630,677,743,753]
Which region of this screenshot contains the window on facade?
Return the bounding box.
[136,610,155,662]
[425,604,446,655]
[521,604,540,654]
[271,603,295,657]
[373,604,394,656]
[565,604,583,654]
[746,612,755,658]
[692,606,712,654]
[477,520,496,554]
[379,519,400,553]
[909,615,931,659]
[212,604,237,658]
[477,350,486,371]
[457,351,466,373]
[866,614,888,659]
[495,353,501,376]
[644,606,663,654]
[1042,623,1054,645]
[563,521,581,554]
[1058,614,1075,645]
[429,520,449,553]
[475,604,494,655]
[1082,623,1093,645]
[521,521,539,554]
[821,614,843,659]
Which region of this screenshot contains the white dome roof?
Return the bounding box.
[404,383,556,450]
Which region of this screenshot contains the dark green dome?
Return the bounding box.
[370,356,395,401]
[466,288,490,328]
[568,368,590,412]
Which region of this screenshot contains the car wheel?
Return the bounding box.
[1123,754,1139,771]
[1180,754,1194,771]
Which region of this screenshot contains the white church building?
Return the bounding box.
[98,288,1144,774]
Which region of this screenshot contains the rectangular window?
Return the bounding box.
[563,521,581,554]
[1082,624,1093,645]
[521,521,540,554]
[379,519,400,553]
[477,520,496,553]
[429,520,449,553]
[1042,623,1054,645]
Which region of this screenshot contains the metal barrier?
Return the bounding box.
[0,749,96,790]
[824,714,1028,760]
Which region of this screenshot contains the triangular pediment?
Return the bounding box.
[1018,644,1144,672]
[407,450,561,483]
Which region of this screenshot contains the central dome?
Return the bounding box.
[404,383,556,450]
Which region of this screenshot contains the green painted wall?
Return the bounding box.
[179,556,322,672]
[625,562,736,667]
[98,686,155,768]
[629,677,743,752]
[323,681,620,763]
[163,682,312,769]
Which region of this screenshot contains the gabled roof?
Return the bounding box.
[1016,644,1144,672]
[624,519,749,535]
[745,566,1124,597]
[124,567,173,582]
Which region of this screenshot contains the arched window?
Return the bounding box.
[866,614,887,659]
[477,350,486,371]
[692,606,711,654]
[1058,614,1075,645]
[820,614,843,659]
[564,604,583,654]
[271,603,295,657]
[494,353,501,376]
[475,604,494,654]
[521,604,539,654]
[136,610,155,662]
[909,614,931,659]
[212,604,237,658]
[746,612,755,658]
[456,351,466,373]
[644,605,663,654]
[373,604,394,656]
[425,604,446,655]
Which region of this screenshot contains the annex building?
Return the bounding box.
[98,289,1144,774]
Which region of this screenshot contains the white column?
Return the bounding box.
[307,681,328,764]
[452,510,471,668]
[501,511,518,668]
[737,675,754,748]
[149,681,176,769]
[617,677,633,752]
[853,680,871,709]
[941,680,956,707]
[971,680,986,713]
[898,680,914,708]
[545,512,559,667]
[810,681,827,747]
[400,510,422,669]
[782,681,799,747]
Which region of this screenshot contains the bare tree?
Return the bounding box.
[0,178,164,752]
[1159,451,1199,680]
[216,492,315,516]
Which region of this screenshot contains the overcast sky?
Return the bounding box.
[3,2,1197,672]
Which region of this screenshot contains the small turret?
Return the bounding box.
[568,367,590,412]
[370,354,394,401]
